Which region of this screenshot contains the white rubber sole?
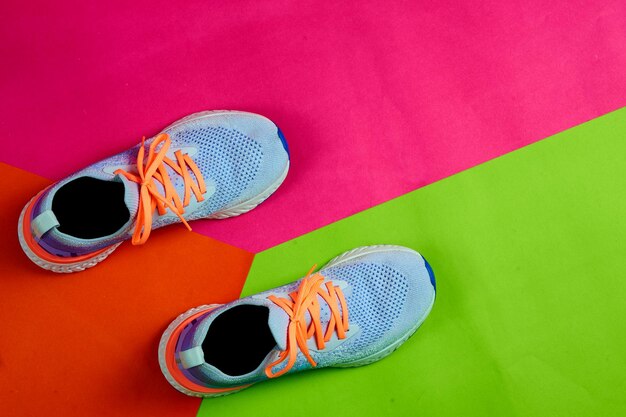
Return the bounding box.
[18,110,289,273]
[163,109,278,132]
[158,245,435,397]
[324,244,421,269]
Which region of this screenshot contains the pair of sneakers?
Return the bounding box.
[18,110,436,397]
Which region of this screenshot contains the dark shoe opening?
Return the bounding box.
[202,305,276,376]
[52,176,130,239]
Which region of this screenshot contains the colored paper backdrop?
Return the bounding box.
[1,1,626,417]
[2,1,626,251]
[201,108,626,417]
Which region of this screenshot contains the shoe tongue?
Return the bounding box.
[114,174,140,218]
[266,302,290,351]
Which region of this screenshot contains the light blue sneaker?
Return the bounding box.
[18,110,290,272]
[158,245,436,397]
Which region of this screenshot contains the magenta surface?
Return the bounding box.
[2,1,626,251]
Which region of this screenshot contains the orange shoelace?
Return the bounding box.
[265,266,349,378]
[115,133,207,245]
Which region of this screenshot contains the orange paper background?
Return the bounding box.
[0,162,253,417]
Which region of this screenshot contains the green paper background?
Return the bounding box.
[198,108,626,416]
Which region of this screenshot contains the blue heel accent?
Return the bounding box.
[423,257,436,291]
[277,127,290,159]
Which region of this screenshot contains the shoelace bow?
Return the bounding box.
[265,266,350,378]
[115,133,207,245]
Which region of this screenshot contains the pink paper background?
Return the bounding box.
[2,1,626,252]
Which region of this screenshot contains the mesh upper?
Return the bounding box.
[329,263,409,350]
[153,126,264,226]
[270,249,435,374]
[175,127,262,217]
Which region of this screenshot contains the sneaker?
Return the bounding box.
[18,110,290,273]
[158,245,436,397]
